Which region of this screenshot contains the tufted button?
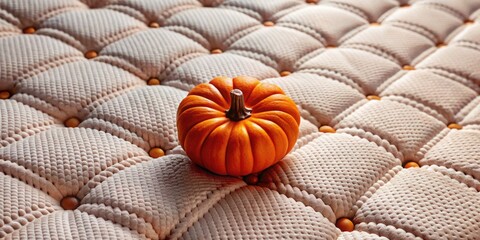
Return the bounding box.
[64,117,80,128]
[149,22,160,28]
[464,19,474,25]
[448,123,462,130]
[366,95,381,101]
[147,78,161,85]
[22,27,36,34]
[211,49,223,54]
[370,22,380,27]
[0,91,11,99]
[280,71,291,77]
[436,42,447,48]
[306,0,318,4]
[149,147,165,158]
[401,3,410,7]
[402,65,415,71]
[319,125,336,133]
[263,21,275,27]
[326,45,336,48]
[404,162,420,168]
[336,218,354,232]
[84,50,98,59]
[244,174,259,185]
[61,196,80,210]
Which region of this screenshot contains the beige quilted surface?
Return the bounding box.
[1,0,480,239]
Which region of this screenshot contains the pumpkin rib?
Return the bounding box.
[200,121,234,175]
[232,76,260,101]
[209,76,234,104]
[246,82,285,107]
[251,98,300,125]
[177,108,225,144]
[252,111,299,151]
[188,83,229,108]
[184,118,230,168]
[244,120,277,173]
[225,122,254,176]
[248,117,289,164]
[177,95,226,114]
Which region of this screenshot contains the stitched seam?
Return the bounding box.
[423,163,480,188]
[416,2,465,19]
[163,25,210,48]
[337,127,402,160]
[0,158,63,199]
[224,24,261,47]
[360,221,423,239]
[219,4,262,20]
[261,182,335,219]
[386,21,437,43]
[341,43,401,65]
[226,48,278,69]
[99,26,145,47]
[353,165,403,216]
[76,156,150,199]
[12,93,60,119]
[79,203,153,239]
[453,41,480,52]
[421,67,480,87]
[14,55,84,84]
[327,2,368,20]
[169,182,247,238]
[422,163,480,189]
[384,95,448,122]
[277,21,327,45]
[0,122,57,147]
[37,6,87,23]
[299,68,365,94]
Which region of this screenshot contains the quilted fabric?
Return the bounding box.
[1,0,479,239]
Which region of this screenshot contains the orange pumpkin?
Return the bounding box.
[177,76,300,176]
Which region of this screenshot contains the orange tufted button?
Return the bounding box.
[211,49,223,54]
[61,196,80,210]
[464,19,474,25]
[23,27,36,34]
[436,42,447,48]
[319,125,336,133]
[401,3,410,7]
[366,95,381,101]
[326,45,336,48]
[149,22,160,28]
[147,78,161,85]
[149,147,165,158]
[0,91,11,99]
[370,22,380,27]
[448,123,463,130]
[84,50,98,59]
[64,117,80,128]
[404,162,420,169]
[244,174,259,185]
[402,65,415,71]
[280,71,291,77]
[336,218,354,232]
[263,21,275,27]
[306,0,318,4]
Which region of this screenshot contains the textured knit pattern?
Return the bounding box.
[0,0,480,239]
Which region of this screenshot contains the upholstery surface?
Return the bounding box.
[1,0,480,239]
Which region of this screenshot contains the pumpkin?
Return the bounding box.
[177,76,300,176]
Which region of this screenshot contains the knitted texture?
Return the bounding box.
[1,0,480,239]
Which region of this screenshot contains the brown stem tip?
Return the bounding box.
[225,89,251,121]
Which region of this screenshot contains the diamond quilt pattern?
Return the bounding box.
[0,0,479,239]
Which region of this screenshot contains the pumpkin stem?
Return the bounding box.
[226,89,251,121]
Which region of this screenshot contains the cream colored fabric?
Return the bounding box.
[1,0,480,239]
